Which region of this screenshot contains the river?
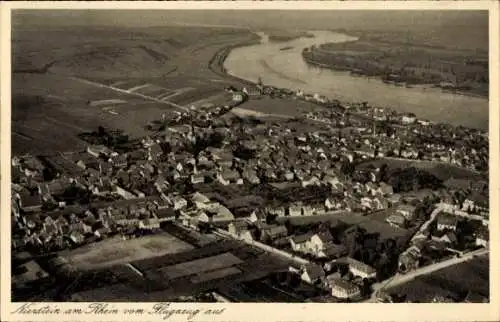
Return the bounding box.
[224,30,488,130]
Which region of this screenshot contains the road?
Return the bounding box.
[366,248,489,302]
[69,77,190,112]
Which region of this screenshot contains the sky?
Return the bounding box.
[12,10,488,30]
[12,10,488,51]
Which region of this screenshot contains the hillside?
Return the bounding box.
[12,26,251,78]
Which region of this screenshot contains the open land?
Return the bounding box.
[60,233,195,270]
[357,158,486,182]
[11,12,490,304]
[12,25,259,155]
[387,255,489,302]
[302,28,488,98]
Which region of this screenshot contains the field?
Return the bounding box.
[12,23,257,155]
[304,27,488,97]
[277,211,408,240]
[388,255,489,302]
[357,158,485,182]
[156,252,243,280]
[61,233,195,271]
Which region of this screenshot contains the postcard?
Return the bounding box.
[1,1,499,321]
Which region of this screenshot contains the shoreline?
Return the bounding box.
[301,50,488,101]
[209,33,488,132]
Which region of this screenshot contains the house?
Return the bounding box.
[462,192,489,213]
[232,93,244,102]
[207,204,235,222]
[346,257,377,279]
[266,206,286,217]
[396,204,416,220]
[248,210,266,223]
[19,193,43,213]
[288,203,303,217]
[172,196,188,210]
[240,229,256,242]
[398,244,421,273]
[302,205,315,216]
[300,263,325,284]
[325,197,341,211]
[217,169,242,185]
[327,277,361,299]
[387,194,402,206]
[156,208,176,222]
[432,231,458,245]
[308,231,334,255]
[401,114,417,124]
[318,243,348,259]
[463,291,488,303]
[386,213,406,228]
[475,226,489,247]
[228,221,249,236]
[69,231,85,244]
[377,182,394,196]
[191,192,211,208]
[190,174,205,185]
[148,144,163,161]
[261,225,288,241]
[436,214,458,231]
[87,145,112,158]
[290,233,313,252]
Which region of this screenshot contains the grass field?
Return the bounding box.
[61,233,195,271]
[12,23,256,155]
[388,255,489,302]
[277,211,407,240]
[357,158,485,182]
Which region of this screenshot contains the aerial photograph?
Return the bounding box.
[10,9,489,303]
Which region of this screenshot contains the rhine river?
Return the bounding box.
[223,30,488,130]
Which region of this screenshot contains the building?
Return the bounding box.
[398,245,421,273]
[290,233,313,252]
[87,145,112,158]
[261,225,288,241]
[346,257,377,279]
[436,214,458,231]
[217,169,242,186]
[475,226,489,247]
[327,277,361,299]
[288,203,303,217]
[463,291,488,303]
[308,231,334,255]
[386,213,406,228]
[401,114,417,125]
[396,204,416,220]
[318,243,348,259]
[19,193,43,213]
[248,210,266,223]
[172,196,188,210]
[228,221,248,236]
[300,263,325,284]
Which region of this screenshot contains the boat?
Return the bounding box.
[279,46,294,51]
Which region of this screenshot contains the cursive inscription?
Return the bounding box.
[11,302,227,320]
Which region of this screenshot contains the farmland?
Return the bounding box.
[357,158,486,182]
[12,23,258,154]
[277,211,408,240]
[60,233,195,271]
[303,29,488,98]
[388,255,489,302]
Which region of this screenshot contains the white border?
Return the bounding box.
[1,2,499,322]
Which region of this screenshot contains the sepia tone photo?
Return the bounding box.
[5,4,494,310]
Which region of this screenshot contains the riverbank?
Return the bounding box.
[208,36,260,86]
[301,37,489,99]
[214,31,488,131]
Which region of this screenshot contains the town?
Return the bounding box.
[11,78,489,304]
